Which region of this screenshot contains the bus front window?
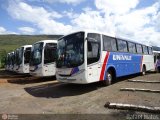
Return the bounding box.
[57,32,84,68]
[30,43,43,66]
[24,47,31,64]
[17,47,24,65]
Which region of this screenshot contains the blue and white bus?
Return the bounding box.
[56,31,155,85]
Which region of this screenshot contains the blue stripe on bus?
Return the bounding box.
[71,67,79,75]
[103,52,143,79]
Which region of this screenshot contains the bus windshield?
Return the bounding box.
[17,47,24,65]
[30,42,43,66]
[14,49,19,65]
[11,53,14,66]
[57,32,84,68]
[24,47,31,64]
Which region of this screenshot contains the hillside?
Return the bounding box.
[0,34,62,53]
[0,34,62,68]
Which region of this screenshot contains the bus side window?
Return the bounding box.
[128,42,136,53]
[136,44,143,54]
[88,42,92,51]
[143,46,148,54]
[87,33,101,65]
[103,35,117,51]
[44,43,57,64]
[117,39,128,52]
[148,47,153,55]
[158,54,160,59]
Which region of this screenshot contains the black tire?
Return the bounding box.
[102,70,112,86]
[141,66,146,76]
[157,67,160,73]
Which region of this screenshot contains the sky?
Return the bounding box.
[0,0,160,46]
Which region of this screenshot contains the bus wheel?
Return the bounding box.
[103,70,112,86]
[157,67,160,73]
[141,66,146,76]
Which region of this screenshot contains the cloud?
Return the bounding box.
[0,27,6,34]
[0,26,16,34]
[45,0,85,5]
[95,0,139,15]
[7,0,72,34]
[7,0,63,21]
[71,9,113,32]
[113,2,160,45]
[63,9,79,19]
[18,27,36,34]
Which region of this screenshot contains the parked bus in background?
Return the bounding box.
[13,48,20,72]
[16,45,32,74]
[5,53,9,71]
[5,53,10,71]
[153,46,160,73]
[56,31,155,85]
[29,40,57,77]
[8,51,15,71]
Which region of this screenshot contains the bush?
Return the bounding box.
[0,49,7,68]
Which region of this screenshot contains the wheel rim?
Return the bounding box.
[142,68,146,75]
[107,73,112,84]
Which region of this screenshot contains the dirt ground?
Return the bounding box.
[0,69,160,120]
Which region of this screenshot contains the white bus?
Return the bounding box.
[16,45,32,74]
[8,51,15,71]
[153,50,160,73]
[56,31,155,85]
[5,53,11,71]
[29,40,57,77]
[13,48,20,72]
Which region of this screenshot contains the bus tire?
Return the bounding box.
[157,67,160,73]
[103,70,112,86]
[141,65,146,76]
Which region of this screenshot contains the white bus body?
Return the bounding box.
[5,53,10,71]
[13,48,20,72]
[153,50,160,72]
[16,45,32,74]
[8,51,15,71]
[29,40,57,77]
[56,31,155,85]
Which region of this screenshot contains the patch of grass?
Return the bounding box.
[0,34,62,52]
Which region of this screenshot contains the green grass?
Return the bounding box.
[0,34,62,53]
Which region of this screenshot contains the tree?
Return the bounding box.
[0,49,7,68]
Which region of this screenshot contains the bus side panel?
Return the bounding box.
[23,64,30,73]
[142,55,154,71]
[101,52,142,79]
[43,63,56,76]
[30,64,43,76]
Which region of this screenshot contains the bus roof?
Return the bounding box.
[58,30,151,47]
[21,45,32,48]
[34,40,57,44]
[153,51,160,53]
[58,30,115,41]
